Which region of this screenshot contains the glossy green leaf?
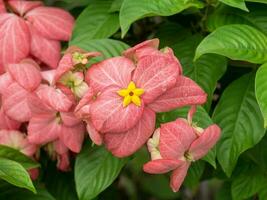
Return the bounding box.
[195,24,267,64]
[231,164,266,200]
[109,0,124,12]
[219,0,248,11]
[170,34,227,111]
[119,0,204,37]
[184,161,205,188]
[213,73,265,176]
[216,182,233,200]
[206,4,267,34]
[70,38,129,62]
[157,106,217,168]
[71,0,119,43]
[256,63,267,127]
[0,158,35,193]
[75,144,128,200]
[0,145,39,169]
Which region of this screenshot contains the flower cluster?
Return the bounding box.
[0,1,220,190]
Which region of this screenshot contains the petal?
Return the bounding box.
[104,108,155,157]
[59,123,85,153]
[86,120,103,145]
[0,73,13,94]
[86,57,135,92]
[170,162,190,192]
[159,119,197,159]
[8,0,43,16]
[0,107,21,130]
[0,0,6,13]
[28,113,61,144]
[133,55,179,104]
[143,159,183,174]
[90,86,144,133]
[189,124,221,160]
[57,152,70,171]
[54,53,73,82]
[54,140,68,154]
[41,70,56,85]
[74,87,95,119]
[0,14,30,71]
[2,83,31,122]
[7,59,41,91]
[28,24,61,69]
[61,111,82,126]
[27,93,54,116]
[123,39,159,61]
[25,7,74,41]
[36,84,73,112]
[148,76,207,112]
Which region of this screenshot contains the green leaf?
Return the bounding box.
[0,145,39,169]
[256,63,267,127]
[119,0,204,37]
[109,0,124,12]
[219,0,248,11]
[70,38,129,62]
[213,72,265,176]
[157,106,217,168]
[231,164,266,200]
[75,144,128,200]
[216,182,233,200]
[206,4,267,34]
[0,181,55,200]
[169,33,227,111]
[195,24,267,64]
[184,160,205,188]
[48,0,91,10]
[0,158,35,193]
[71,0,119,43]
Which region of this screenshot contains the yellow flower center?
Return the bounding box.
[117,81,144,107]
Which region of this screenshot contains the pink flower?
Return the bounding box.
[0,0,74,73]
[0,130,37,157]
[143,106,221,192]
[27,84,85,153]
[79,39,207,157]
[0,58,42,122]
[54,46,101,99]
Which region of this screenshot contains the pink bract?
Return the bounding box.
[78,39,207,157]
[143,106,221,192]
[0,0,74,72]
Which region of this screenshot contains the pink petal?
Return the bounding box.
[170,162,190,192]
[86,120,102,145]
[2,82,31,122]
[28,168,39,180]
[187,105,197,125]
[133,55,179,104]
[27,93,54,116]
[36,84,73,112]
[0,73,13,94]
[0,130,37,157]
[189,124,221,160]
[123,39,159,61]
[0,107,21,130]
[143,159,183,174]
[86,57,135,92]
[104,108,155,157]
[0,14,30,71]
[0,0,6,13]
[57,152,70,171]
[7,59,41,91]
[54,140,68,154]
[159,119,197,159]
[74,87,95,119]
[61,111,82,126]
[28,23,60,69]
[8,0,43,16]
[59,123,85,153]
[148,76,207,112]
[54,53,73,82]
[41,70,56,85]
[28,113,61,144]
[90,86,144,133]
[25,7,74,41]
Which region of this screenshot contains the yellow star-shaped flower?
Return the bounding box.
[117,81,144,107]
